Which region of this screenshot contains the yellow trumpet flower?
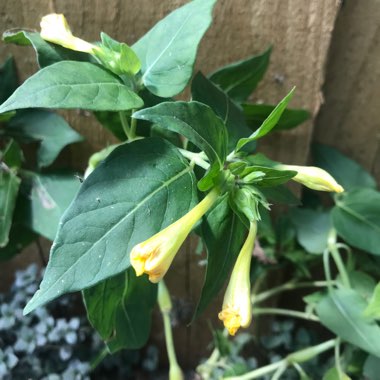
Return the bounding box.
[40,14,99,54]
[219,221,257,336]
[278,164,344,193]
[130,188,220,283]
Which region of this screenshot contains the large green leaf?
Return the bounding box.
[24,138,197,314]
[0,56,18,104]
[332,189,380,255]
[290,208,331,254]
[191,71,252,150]
[0,169,20,247]
[313,144,377,191]
[364,282,380,319]
[236,88,295,150]
[133,101,228,190]
[209,47,271,102]
[83,269,156,351]
[7,110,83,168]
[260,185,300,206]
[195,194,246,318]
[0,61,143,113]
[3,30,90,68]
[242,103,310,132]
[133,0,216,97]
[2,139,23,169]
[316,288,380,357]
[23,172,81,240]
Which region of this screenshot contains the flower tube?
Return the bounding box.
[219,221,257,336]
[40,14,99,54]
[277,164,344,193]
[130,188,219,283]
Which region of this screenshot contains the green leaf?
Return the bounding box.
[364,282,380,319]
[260,185,300,206]
[191,71,252,150]
[316,288,380,357]
[0,169,20,247]
[133,0,217,97]
[83,269,157,351]
[99,32,141,75]
[290,208,332,254]
[241,166,296,187]
[0,61,144,113]
[236,88,295,150]
[323,367,351,380]
[7,110,83,168]
[0,56,18,104]
[23,172,81,240]
[195,195,246,318]
[345,271,376,301]
[3,30,90,68]
[0,224,36,261]
[209,47,271,102]
[332,189,380,255]
[24,138,197,314]
[363,355,380,379]
[93,111,126,141]
[313,144,377,191]
[2,139,23,169]
[133,101,228,190]
[242,103,310,132]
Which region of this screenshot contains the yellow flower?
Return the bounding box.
[219,221,257,336]
[130,189,219,283]
[40,14,99,54]
[278,164,344,193]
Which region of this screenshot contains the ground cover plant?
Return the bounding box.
[1,0,380,378]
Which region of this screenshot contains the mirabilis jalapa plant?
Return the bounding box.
[0,0,344,377]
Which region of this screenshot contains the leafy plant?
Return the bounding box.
[0,55,83,261]
[2,1,378,379]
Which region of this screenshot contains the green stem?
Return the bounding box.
[158,281,183,380]
[225,339,336,380]
[271,361,288,380]
[335,338,344,379]
[178,148,210,170]
[130,111,137,138]
[119,111,132,140]
[254,281,332,304]
[90,346,108,370]
[330,245,350,288]
[224,359,286,380]
[253,307,319,322]
[327,229,350,288]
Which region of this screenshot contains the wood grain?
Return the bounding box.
[314,0,380,184]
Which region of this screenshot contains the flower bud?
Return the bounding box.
[40,14,99,54]
[130,189,219,283]
[218,221,257,336]
[278,164,344,193]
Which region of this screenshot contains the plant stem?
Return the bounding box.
[335,338,344,379]
[130,111,137,138]
[254,280,332,304]
[224,359,287,380]
[330,245,350,288]
[158,281,183,380]
[119,111,133,140]
[90,346,108,370]
[224,339,336,380]
[253,307,319,322]
[178,148,210,170]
